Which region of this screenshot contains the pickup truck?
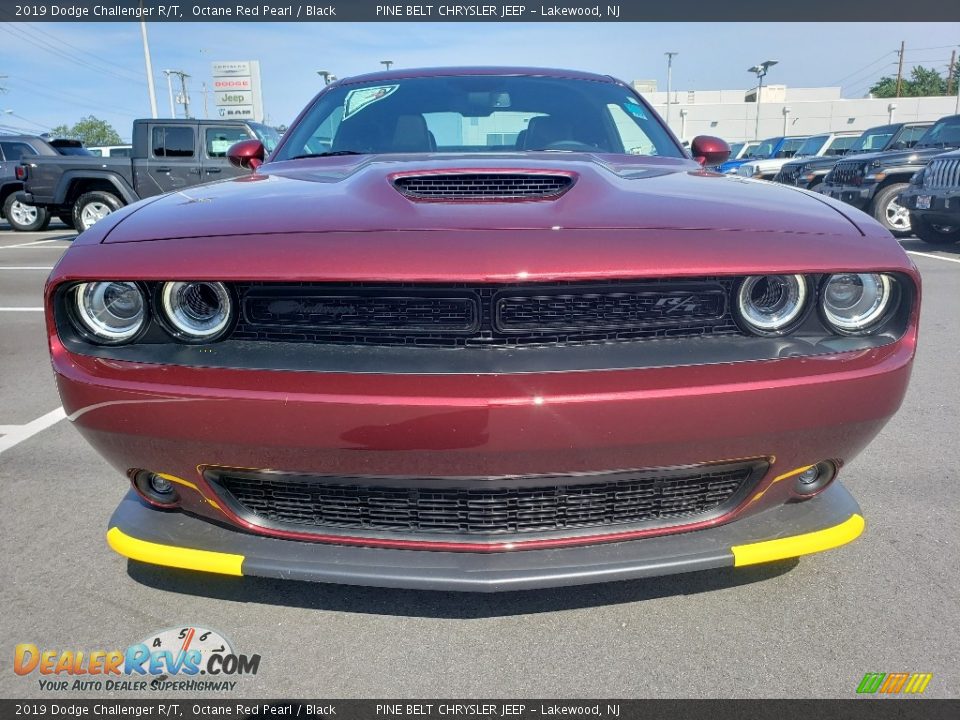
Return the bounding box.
[17,118,281,232]
[1,136,91,231]
[818,113,960,236]
[773,122,931,190]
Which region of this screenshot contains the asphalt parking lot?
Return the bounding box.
[0,220,957,699]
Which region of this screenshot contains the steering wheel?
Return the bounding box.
[543,140,597,151]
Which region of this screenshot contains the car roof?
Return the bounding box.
[334,66,618,87]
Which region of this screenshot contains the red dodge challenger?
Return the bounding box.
[45,68,919,591]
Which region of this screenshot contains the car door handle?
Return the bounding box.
[153,167,171,172]
[206,167,222,173]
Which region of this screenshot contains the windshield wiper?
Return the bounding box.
[290,150,365,159]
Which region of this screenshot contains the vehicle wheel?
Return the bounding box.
[870,183,912,236]
[3,194,51,232]
[912,214,960,245]
[72,191,122,233]
[57,212,76,230]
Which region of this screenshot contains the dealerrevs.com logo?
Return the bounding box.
[14,626,260,692]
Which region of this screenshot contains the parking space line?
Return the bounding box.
[0,239,72,250]
[0,267,55,270]
[906,250,960,265]
[0,407,66,456]
[0,307,44,312]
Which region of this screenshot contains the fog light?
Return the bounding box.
[793,461,837,497]
[132,470,180,508]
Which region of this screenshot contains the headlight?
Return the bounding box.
[909,168,926,186]
[820,273,894,333]
[159,281,234,342]
[736,275,809,334]
[71,281,147,344]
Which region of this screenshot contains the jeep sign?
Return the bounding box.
[211,60,264,122]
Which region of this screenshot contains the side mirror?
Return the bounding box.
[690,135,731,167]
[227,139,265,170]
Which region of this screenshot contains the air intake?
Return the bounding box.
[393,172,574,200]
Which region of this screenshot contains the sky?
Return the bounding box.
[1,21,959,140]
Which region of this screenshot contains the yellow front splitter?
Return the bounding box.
[731,513,865,567]
[106,526,243,576]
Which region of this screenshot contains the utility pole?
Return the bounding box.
[895,41,905,98]
[139,22,158,118]
[174,71,191,118]
[163,70,176,117]
[948,49,957,97]
[664,52,678,131]
[202,81,209,119]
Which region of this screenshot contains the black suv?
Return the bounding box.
[1,136,90,231]
[817,114,960,236]
[774,122,930,191]
[899,149,960,245]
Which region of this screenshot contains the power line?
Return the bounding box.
[828,51,897,86]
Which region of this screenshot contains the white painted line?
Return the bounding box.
[907,250,960,265]
[0,407,66,456]
[0,238,71,250]
[0,307,44,312]
[0,266,54,270]
[0,426,20,434]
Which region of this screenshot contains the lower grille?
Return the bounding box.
[232,280,742,348]
[208,463,763,541]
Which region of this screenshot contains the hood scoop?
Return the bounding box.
[392,171,575,201]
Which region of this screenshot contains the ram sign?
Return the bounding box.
[211,60,264,122]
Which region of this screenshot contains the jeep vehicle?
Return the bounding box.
[717,135,808,174]
[818,114,960,235]
[1,136,91,231]
[17,119,281,232]
[899,148,960,245]
[774,123,931,190]
[709,140,759,170]
[737,131,860,181]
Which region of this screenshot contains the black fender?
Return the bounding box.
[53,170,138,205]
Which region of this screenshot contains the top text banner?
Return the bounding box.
[3,0,958,22]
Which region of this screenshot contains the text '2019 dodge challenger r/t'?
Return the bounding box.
[45,68,919,591]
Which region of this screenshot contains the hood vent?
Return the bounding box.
[393,172,574,200]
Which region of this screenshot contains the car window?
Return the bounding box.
[776,137,808,158]
[794,136,829,157]
[247,123,282,154]
[747,140,777,158]
[275,75,683,160]
[895,125,930,149]
[152,126,196,158]
[205,127,251,158]
[0,141,37,162]
[110,147,132,157]
[823,136,859,156]
[916,117,960,148]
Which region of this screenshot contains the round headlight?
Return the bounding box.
[736,274,808,334]
[821,273,893,333]
[71,281,146,344]
[159,281,233,341]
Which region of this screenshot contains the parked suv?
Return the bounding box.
[774,123,930,191]
[899,149,960,245]
[818,114,960,235]
[737,132,860,181]
[717,135,808,174]
[17,119,281,232]
[1,136,91,231]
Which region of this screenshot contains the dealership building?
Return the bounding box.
[634,82,960,141]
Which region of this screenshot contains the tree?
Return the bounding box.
[869,64,960,98]
[49,116,122,146]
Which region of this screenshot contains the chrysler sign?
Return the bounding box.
[211,60,263,122]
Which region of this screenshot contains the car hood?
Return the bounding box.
[835,146,957,166]
[102,153,862,243]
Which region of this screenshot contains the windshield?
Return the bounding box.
[774,137,808,158]
[746,138,780,158]
[728,142,745,157]
[916,116,960,148]
[823,135,859,156]
[849,125,896,153]
[275,75,683,160]
[794,135,829,157]
[248,123,282,154]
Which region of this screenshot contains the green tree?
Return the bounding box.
[49,116,122,146]
[869,64,960,98]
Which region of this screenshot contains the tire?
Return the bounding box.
[57,212,76,230]
[2,194,51,232]
[72,191,123,233]
[870,183,912,237]
[911,213,960,245]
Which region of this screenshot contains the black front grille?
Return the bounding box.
[775,165,802,185]
[924,157,960,189]
[232,280,742,348]
[394,173,573,199]
[829,161,865,186]
[209,463,762,540]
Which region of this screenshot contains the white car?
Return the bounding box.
[737,132,861,180]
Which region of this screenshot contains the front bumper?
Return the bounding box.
[819,183,876,210]
[900,187,960,224]
[108,482,864,591]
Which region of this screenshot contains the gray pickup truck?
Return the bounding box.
[1,135,91,231]
[17,118,280,232]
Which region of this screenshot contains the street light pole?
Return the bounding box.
[381,60,394,71]
[748,60,778,141]
[664,52,678,131]
[163,70,176,117]
[317,71,333,85]
[139,22,158,118]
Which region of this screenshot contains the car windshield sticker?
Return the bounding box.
[343,85,399,119]
[624,102,647,120]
